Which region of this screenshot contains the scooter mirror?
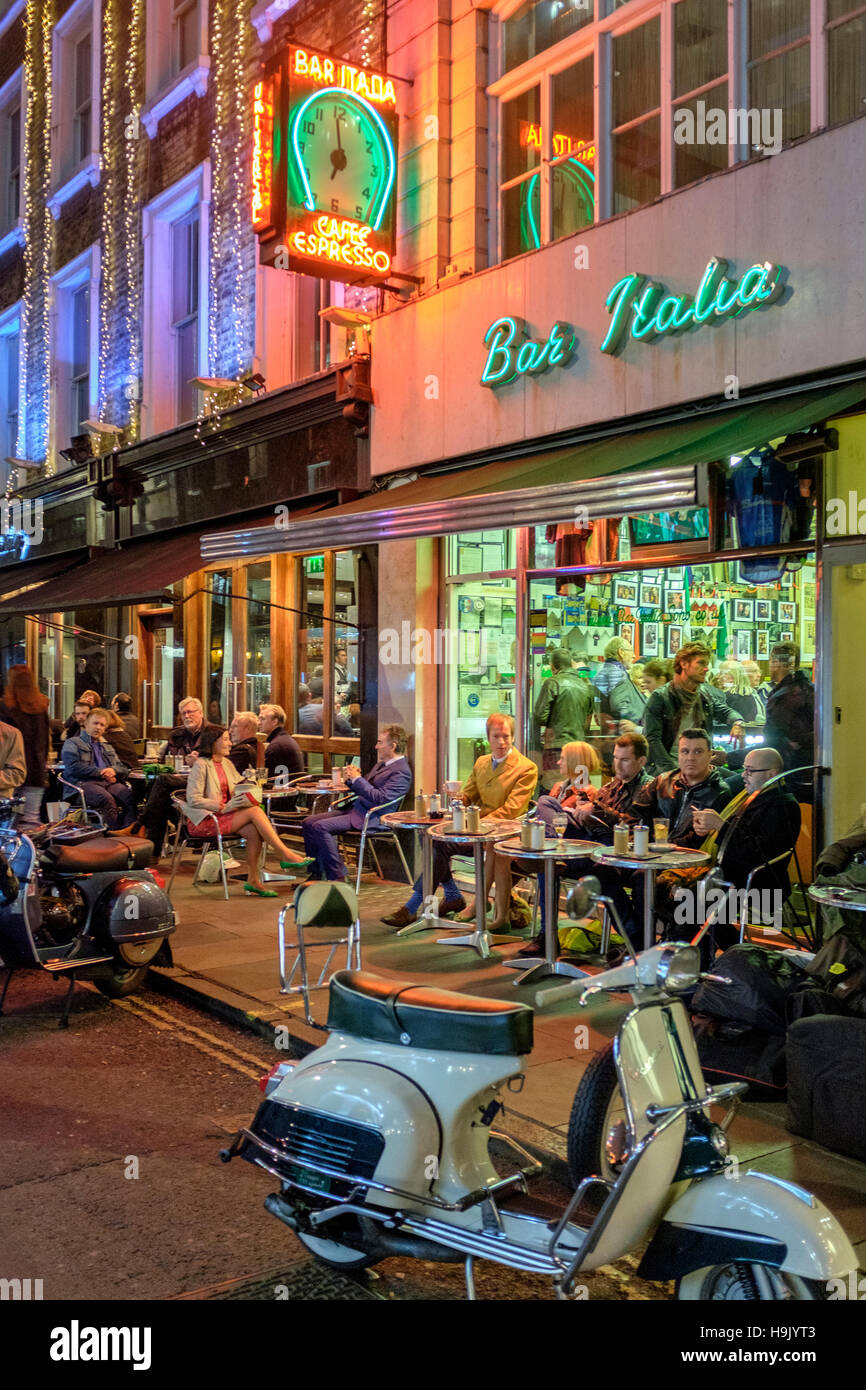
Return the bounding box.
[566,875,601,919]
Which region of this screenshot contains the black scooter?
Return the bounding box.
[0,798,175,1027]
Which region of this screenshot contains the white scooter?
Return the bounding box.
[222,877,856,1300]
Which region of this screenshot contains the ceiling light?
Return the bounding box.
[318,306,373,330]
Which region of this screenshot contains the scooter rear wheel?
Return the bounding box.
[93,964,150,999]
[677,1263,829,1300]
[567,1040,628,1188]
[296,1228,381,1272]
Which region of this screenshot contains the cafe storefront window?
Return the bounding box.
[292,548,362,773]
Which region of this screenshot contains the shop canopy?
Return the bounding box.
[0,550,88,616]
[200,376,866,562]
[0,528,216,618]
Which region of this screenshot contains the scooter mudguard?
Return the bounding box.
[638,1171,857,1282]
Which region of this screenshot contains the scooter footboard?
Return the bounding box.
[638,1172,857,1282]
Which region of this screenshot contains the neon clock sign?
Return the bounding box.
[252,44,399,283]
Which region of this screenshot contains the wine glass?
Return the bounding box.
[553,813,568,841]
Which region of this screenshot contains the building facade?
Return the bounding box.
[0,0,864,848]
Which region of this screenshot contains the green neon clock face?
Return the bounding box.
[520,158,595,250]
[290,89,395,230]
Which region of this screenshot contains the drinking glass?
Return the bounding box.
[553,814,568,840]
[653,818,669,844]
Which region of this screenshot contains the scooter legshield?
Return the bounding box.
[639,1171,857,1282]
[253,1057,442,1211]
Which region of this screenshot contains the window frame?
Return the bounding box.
[488,0,857,264]
[0,67,23,253]
[49,244,101,470]
[49,0,101,213]
[142,0,209,138]
[0,302,22,483]
[141,163,211,436]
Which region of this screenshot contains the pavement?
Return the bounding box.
[150,856,866,1271]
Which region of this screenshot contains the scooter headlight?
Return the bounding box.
[656,943,701,993]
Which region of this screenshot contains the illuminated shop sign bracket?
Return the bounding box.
[481,316,576,388]
[600,257,787,355]
[252,43,399,286]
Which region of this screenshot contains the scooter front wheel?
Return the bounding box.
[93,963,150,999]
[296,1228,381,1272]
[677,1263,829,1300]
[567,1041,629,1188]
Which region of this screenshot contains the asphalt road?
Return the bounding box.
[0,972,663,1303]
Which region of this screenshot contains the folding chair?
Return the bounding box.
[166,792,246,900]
[333,793,413,894]
[59,776,106,829]
[277,880,360,1026]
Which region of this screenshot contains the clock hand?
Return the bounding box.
[330,114,348,178]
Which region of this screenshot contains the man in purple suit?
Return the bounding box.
[301,726,411,881]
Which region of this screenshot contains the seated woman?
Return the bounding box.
[184,726,313,898]
[466,742,601,933]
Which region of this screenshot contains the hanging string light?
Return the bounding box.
[208,0,253,379]
[123,0,144,439]
[98,0,119,422]
[21,0,54,472]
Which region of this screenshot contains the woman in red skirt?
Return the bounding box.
[184,726,313,897]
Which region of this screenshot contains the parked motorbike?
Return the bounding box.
[0,798,176,1027]
[221,876,856,1300]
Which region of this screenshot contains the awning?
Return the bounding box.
[0,529,211,618]
[0,551,89,615]
[200,377,866,561]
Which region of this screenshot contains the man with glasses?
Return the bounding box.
[661,747,801,963]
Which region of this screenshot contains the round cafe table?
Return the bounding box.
[427,819,523,959]
[380,810,453,937]
[494,837,597,986]
[592,844,710,950]
[808,883,866,948]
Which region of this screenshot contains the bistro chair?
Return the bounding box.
[336,793,413,895]
[166,792,246,900]
[278,880,360,1026]
[58,775,106,829]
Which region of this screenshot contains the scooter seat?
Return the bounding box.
[45,836,155,873]
[328,970,533,1055]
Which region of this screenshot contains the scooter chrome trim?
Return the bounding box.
[227,1126,537,1214]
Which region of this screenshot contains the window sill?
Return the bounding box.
[0,219,24,257]
[47,155,101,218]
[0,0,25,41]
[250,0,303,42]
[142,59,211,138]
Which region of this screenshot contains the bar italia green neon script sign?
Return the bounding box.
[600,256,786,355]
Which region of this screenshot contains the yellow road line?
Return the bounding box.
[111,993,274,1068]
[107,996,265,1081]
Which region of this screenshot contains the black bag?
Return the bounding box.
[693,1015,787,1098]
[691,944,809,1036]
[787,1015,866,1161]
[804,933,866,1018]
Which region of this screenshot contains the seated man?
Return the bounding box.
[228,711,261,773]
[134,697,219,857]
[516,732,653,958]
[258,703,304,781]
[302,725,411,881]
[61,708,137,828]
[382,713,536,929]
[661,747,800,965]
[606,728,733,948]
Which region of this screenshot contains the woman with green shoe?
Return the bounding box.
[185,727,313,897]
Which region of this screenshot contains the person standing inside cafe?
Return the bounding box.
[763,642,815,797]
[533,648,594,790]
[382,713,536,930]
[643,641,744,774]
[0,664,50,814]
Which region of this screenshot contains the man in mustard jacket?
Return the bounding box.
[382,713,536,929]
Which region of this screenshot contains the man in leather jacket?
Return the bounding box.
[763,643,814,797]
[643,642,744,773]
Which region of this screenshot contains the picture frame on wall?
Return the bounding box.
[667,590,686,612]
[667,625,683,657]
[735,629,752,661]
[756,630,770,659]
[780,630,794,642]
[778,600,796,624]
[642,622,660,657]
[802,581,817,619]
[755,600,771,621]
[613,579,638,605]
[640,582,661,608]
[734,599,754,621]
[801,615,816,659]
[618,622,637,651]
[666,567,685,583]
[691,565,713,584]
